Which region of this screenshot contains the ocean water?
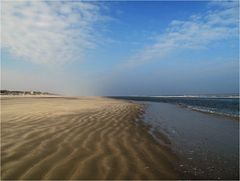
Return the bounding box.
[109,95,239,118]
[109,95,239,179]
[142,102,239,179]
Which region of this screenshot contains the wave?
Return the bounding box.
[181,105,239,119]
[150,95,240,99]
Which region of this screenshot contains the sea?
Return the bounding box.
[109,94,239,179]
[109,94,239,118]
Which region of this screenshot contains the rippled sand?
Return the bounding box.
[1,96,177,180]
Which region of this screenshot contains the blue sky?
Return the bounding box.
[1,1,239,96]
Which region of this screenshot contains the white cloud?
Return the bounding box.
[1,1,106,65]
[125,1,239,67]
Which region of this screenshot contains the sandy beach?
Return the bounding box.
[1,96,177,180]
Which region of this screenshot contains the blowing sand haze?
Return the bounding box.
[1,96,177,180]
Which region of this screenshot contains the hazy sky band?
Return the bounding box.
[1,1,239,96]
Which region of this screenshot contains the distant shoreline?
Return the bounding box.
[0,90,58,96]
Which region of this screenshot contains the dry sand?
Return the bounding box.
[1,96,177,180]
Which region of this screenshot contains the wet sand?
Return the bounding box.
[1,97,177,180]
[143,102,239,180]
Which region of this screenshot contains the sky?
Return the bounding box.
[1,0,239,96]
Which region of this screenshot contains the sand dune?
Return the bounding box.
[1,97,177,180]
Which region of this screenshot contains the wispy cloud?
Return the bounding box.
[1,1,107,65]
[125,1,239,67]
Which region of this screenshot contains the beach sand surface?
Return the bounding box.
[1,96,177,180]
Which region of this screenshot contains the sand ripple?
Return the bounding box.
[1,97,177,180]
